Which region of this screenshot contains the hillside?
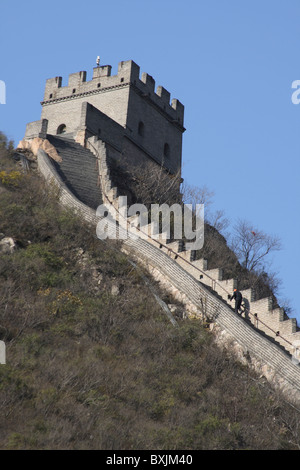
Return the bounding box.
[1,134,300,450]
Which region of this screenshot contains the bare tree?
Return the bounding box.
[181,182,214,212]
[110,159,182,208]
[182,183,229,235]
[206,209,230,236]
[130,162,182,207]
[231,219,281,272]
[0,131,14,157]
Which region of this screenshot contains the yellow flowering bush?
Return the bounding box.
[0,170,22,188]
[50,289,83,315]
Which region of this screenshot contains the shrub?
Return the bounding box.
[0,170,22,188]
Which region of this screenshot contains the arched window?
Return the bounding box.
[163,143,170,158]
[138,121,145,137]
[57,124,67,135]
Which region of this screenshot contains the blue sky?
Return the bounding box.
[1,0,299,322]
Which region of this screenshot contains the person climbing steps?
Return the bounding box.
[230,288,243,315]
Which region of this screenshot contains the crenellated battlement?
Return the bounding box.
[36,58,185,175]
[23,57,185,177]
[42,60,184,124]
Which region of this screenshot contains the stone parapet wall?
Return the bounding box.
[36,139,300,405]
[37,148,98,226]
[104,215,300,404]
[42,60,184,124]
[38,59,184,174]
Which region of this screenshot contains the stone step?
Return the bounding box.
[46,134,102,210]
[158,231,169,242]
[166,240,184,253]
[107,186,118,201]
[178,258,234,301]
[240,288,256,303]
[218,279,238,299]
[278,317,297,335]
[149,239,183,259]
[250,307,295,336]
[250,296,273,316]
[178,248,197,262]
[271,307,285,323]
[192,258,208,271]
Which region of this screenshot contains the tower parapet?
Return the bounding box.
[42,60,184,126]
[26,59,185,175]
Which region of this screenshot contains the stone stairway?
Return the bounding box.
[126,218,300,356]
[35,134,300,402]
[85,135,300,358]
[46,134,102,210]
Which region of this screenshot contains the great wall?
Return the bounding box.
[18,59,300,404]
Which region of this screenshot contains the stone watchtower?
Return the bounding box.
[25,59,185,175]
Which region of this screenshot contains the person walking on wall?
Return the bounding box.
[230,288,243,315]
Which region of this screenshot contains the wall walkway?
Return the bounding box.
[35,137,300,405]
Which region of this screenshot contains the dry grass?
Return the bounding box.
[1,136,300,450]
